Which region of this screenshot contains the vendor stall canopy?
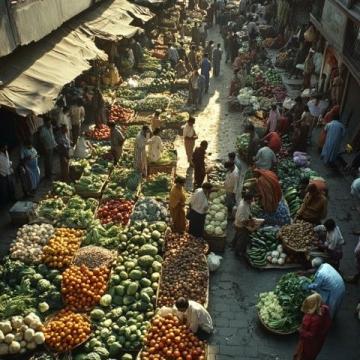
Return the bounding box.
[0,0,154,116]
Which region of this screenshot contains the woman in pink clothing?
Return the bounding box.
[266,104,280,134]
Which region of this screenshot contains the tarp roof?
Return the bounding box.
[75,0,144,41]
[0,28,107,116]
[0,0,154,116]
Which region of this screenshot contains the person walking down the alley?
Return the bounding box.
[109,122,125,164]
[192,140,208,189]
[321,117,345,167]
[167,43,179,69]
[247,16,259,49]
[229,32,239,63]
[191,23,201,48]
[314,219,344,270]
[69,98,85,146]
[297,184,327,225]
[150,109,162,132]
[224,161,239,218]
[233,192,254,257]
[255,142,277,170]
[39,118,57,179]
[188,182,212,238]
[131,38,144,68]
[148,128,163,163]
[169,176,187,233]
[57,124,71,182]
[93,88,106,127]
[189,69,200,110]
[0,144,16,206]
[183,117,198,166]
[134,125,151,177]
[188,45,199,70]
[19,141,40,196]
[318,105,340,153]
[200,53,211,94]
[293,293,332,360]
[262,131,282,153]
[305,258,345,318]
[174,297,213,340]
[205,40,214,63]
[266,104,280,134]
[212,43,223,77]
[303,48,315,89]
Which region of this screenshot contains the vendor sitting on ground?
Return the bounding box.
[261,131,282,153]
[224,161,239,217]
[296,184,327,225]
[174,297,213,340]
[314,219,344,270]
[254,142,277,170]
[305,258,345,319]
[299,174,328,198]
[148,128,163,163]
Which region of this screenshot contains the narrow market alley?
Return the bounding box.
[175,26,360,360]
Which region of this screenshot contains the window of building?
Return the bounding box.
[345,20,360,70]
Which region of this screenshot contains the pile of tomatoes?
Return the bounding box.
[97,199,134,225]
[85,124,110,140]
[61,265,110,311]
[140,315,206,360]
[44,308,91,352]
[109,104,135,123]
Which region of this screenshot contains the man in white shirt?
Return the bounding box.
[224,161,239,216]
[233,192,253,257]
[0,144,15,205]
[255,144,277,170]
[314,218,344,270]
[175,297,213,340]
[69,99,85,146]
[183,117,198,165]
[188,182,212,238]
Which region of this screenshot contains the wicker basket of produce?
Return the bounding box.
[279,221,315,253]
[257,310,297,335]
[43,310,92,353]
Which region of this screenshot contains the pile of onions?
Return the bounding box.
[158,248,208,307]
[165,233,208,255]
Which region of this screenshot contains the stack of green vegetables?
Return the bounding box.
[75,221,166,358]
[37,197,65,221]
[52,181,75,197]
[236,133,250,157]
[0,258,62,319]
[103,168,141,200]
[141,173,171,198]
[257,273,312,333]
[75,173,108,196]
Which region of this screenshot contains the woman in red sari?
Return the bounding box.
[318,105,340,152]
[294,293,332,360]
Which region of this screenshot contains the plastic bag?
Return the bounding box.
[207,252,222,272]
[283,97,295,110]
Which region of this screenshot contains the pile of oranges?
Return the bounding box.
[141,315,206,360]
[61,264,110,311]
[44,308,91,352]
[42,228,83,268]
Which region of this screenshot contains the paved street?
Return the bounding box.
[176,26,360,360]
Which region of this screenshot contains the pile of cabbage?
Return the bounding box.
[266,244,287,266]
[131,198,168,222]
[204,190,227,237]
[237,87,260,110]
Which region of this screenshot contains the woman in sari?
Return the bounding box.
[253,168,282,213]
[321,118,345,166]
[169,176,187,233]
[294,293,331,360]
[20,141,40,195]
[318,105,340,152]
[134,126,150,177]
